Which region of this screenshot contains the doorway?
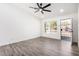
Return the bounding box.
[60,18,73,44]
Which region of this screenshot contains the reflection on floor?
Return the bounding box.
[0,37,79,56]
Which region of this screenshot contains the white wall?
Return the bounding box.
[0,4,40,46]
[41,13,78,43]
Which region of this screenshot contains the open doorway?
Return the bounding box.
[60,18,73,44]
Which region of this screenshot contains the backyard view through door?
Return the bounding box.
[61,18,72,42]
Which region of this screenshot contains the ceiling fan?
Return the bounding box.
[30,3,51,14]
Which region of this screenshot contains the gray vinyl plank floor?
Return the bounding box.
[0,37,79,56]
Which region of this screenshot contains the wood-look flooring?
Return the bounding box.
[0,37,79,56]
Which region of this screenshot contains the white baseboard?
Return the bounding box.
[0,34,40,46]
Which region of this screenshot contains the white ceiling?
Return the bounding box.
[10,3,78,19]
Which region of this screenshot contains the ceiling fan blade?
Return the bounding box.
[41,11,44,14]
[34,9,39,13]
[43,3,51,8]
[29,7,38,9]
[43,9,51,12]
[37,3,40,8]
